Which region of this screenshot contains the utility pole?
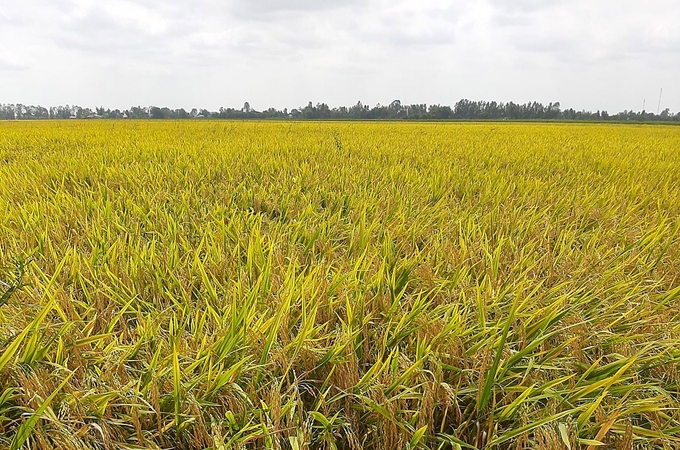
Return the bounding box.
[657,88,663,115]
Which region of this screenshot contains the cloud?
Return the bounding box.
[226,0,364,20]
[0,11,24,26]
[634,22,680,54]
[0,0,678,112]
[0,51,30,71]
[485,0,680,69]
[356,3,463,47]
[487,0,568,13]
[50,1,192,54]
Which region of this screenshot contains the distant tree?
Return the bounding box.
[316,103,331,119]
[0,100,675,122]
[129,106,147,119]
[150,107,165,119]
[349,101,368,119]
[428,104,453,119]
[547,102,561,119]
[388,100,404,119]
[302,102,316,119]
[407,103,428,119]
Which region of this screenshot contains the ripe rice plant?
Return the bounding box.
[0,120,679,449]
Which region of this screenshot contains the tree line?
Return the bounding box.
[0,100,678,122]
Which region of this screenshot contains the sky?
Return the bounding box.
[0,0,678,113]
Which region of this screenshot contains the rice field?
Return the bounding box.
[1,121,680,449]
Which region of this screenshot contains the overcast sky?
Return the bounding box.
[0,0,678,113]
